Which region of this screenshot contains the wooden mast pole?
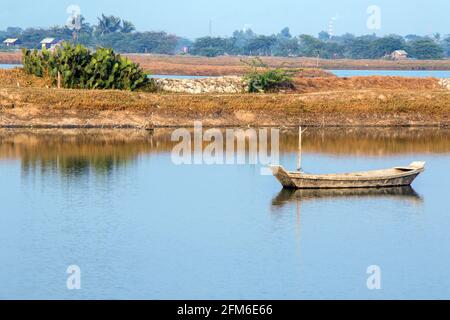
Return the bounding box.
[298,127,307,172]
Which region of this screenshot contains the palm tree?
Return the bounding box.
[433,33,441,43]
[96,14,122,35]
[79,16,93,34]
[121,20,136,33]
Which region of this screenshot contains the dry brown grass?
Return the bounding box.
[0,68,51,88]
[127,54,335,76]
[0,68,441,94]
[292,76,441,93]
[0,51,21,64]
[1,86,450,127]
[125,54,450,75]
[0,65,449,127]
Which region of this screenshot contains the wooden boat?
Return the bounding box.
[270,162,425,189]
[269,127,425,189]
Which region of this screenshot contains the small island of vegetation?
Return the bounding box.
[22,43,149,91]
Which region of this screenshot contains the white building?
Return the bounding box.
[40,38,57,50]
[3,38,20,47]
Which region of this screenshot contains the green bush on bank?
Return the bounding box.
[22,43,148,91]
[242,58,295,93]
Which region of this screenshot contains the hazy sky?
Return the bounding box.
[1,0,448,39]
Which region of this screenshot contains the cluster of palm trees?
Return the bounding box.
[95,14,135,35]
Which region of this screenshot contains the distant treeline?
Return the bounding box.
[191,29,448,60]
[0,14,185,54]
[1,14,449,60]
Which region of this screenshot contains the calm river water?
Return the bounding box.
[0,128,450,300]
[2,64,450,78]
[331,70,450,78]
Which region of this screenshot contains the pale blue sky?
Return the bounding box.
[1,0,448,39]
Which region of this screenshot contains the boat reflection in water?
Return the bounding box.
[272,186,423,209]
[271,186,424,257]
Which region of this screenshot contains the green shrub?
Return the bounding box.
[242,58,295,93]
[22,48,45,77]
[22,43,148,91]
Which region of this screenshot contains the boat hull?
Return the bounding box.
[270,163,425,189]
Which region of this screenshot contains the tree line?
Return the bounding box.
[1,15,449,60]
[190,29,448,60]
[0,14,183,54]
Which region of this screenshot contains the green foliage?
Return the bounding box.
[242,58,295,93]
[97,32,178,54]
[22,48,45,76]
[121,20,136,34]
[407,38,444,60]
[190,37,235,57]
[96,14,122,35]
[22,43,148,91]
[4,17,450,59]
[370,35,406,58]
[443,36,450,57]
[2,14,180,54]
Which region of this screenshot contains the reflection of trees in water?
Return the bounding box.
[278,127,450,156]
[0,127,450,177]
[0,130,162,177]
[21,155,127,177]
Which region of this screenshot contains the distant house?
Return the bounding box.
[3,38,20,47]
[40,38,57,50]
[391,50,408,60]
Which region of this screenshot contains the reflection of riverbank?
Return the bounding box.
[2,127,450,157]
[272,186,423,209]
[1,127,450,176]
[277,127,450,156]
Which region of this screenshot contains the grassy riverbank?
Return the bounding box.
[1,86,449,127]
[1,68,449,128]
[0,68,442,92]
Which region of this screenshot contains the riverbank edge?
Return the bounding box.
[1,124,449,129]
[1,86,450,128]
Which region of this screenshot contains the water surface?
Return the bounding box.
[331,69,450,78]
[0,128,450,300]
[2,63,450,79]
[0,63,22,69]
